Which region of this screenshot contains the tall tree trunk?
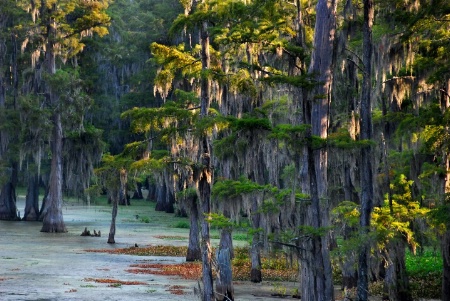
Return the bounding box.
[357,0,374,300]
[40,5,66,232]
[0,28,18,221]
[197,6,214,299]
[23,174,40,221]
[107,187,119,244]
[300,0,336,300]
[443,230,450,301]
[186,194,201,262]
[41,112,67,232]
[198,148,214,301]
[440,80,450,301]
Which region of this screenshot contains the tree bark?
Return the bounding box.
[107,187,119,244]
[41,112,67,232]
[186,194,201,262]
[250,197,262,283]
[300,0,337,300]
[40,4,66,232]
[23,174,40,221]
[0,170,19,221]
[357,0,374,300]
[443,230,450,301]
[216,227,234,301]
[197,5,214,299]
[441,81,450,301]
[384,240,413,301]
[198,151,214,301]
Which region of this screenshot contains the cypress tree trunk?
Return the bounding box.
[198,149,214,301]
[155,178,167,211]
[441,81,450,301]
[216,226,234,301]
[300,0,336,300]
[40,3,66,233]
[0,166,19,221]
[0,30,18,221]
[197,5,214,299]
[23,174,40,221]
[357,0,374,300]
[107,187,119,244]
[41,112,67,232]
[186,194,201,262]
[384,240,413,301]
[443,230,450,301]
[250,197,262,283]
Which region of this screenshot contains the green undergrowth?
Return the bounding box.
[405,249,442,299]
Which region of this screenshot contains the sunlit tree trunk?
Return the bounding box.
[300,0,336,300]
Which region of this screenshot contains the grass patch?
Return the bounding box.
[154,235,187,240]
[139,216,150,223]
[172,221,190,229]
[210,232,248,241]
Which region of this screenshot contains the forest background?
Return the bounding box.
[0,0,449,301]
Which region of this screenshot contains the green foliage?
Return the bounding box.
[331,201,360,228]
[207,213,233,229]
[328,128,376,149]
[212,177,266,199]
[372,174,429,251]
[227,115,272,132]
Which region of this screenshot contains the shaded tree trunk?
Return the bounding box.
[441,80,450,301]
[357,0,374,300]
[155,179,167,210]
[443,230,450,301]
[186,194,201,262]
[216,227,234,301]
[197,6,214,299]
[107,187,119,244]
[384,240,413,301]
[23,174,40,221]
[118,168,129,205]
[41,112,67,232]
[40,4,66,233]
[197,149,214,301]
[0,165,19,220]
[250,197,262,283]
